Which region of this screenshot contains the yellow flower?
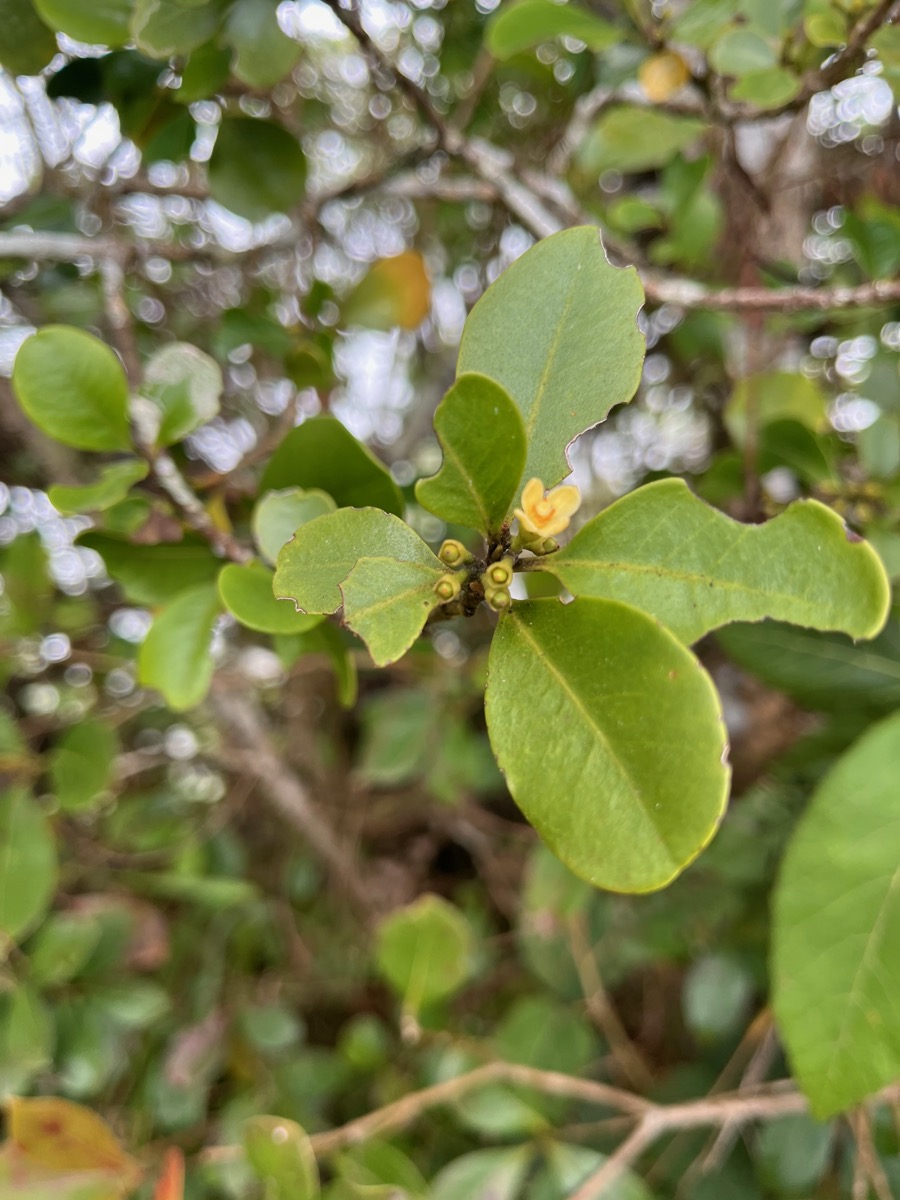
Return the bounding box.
[514,477,581,538]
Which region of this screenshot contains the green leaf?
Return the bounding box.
[484,598,729,893]
[0,788,57,943]
[576,108,707,176]
[754,1114,833,1195]
[141,342,222,445]
[717,616,900,713]
[259,416,404,517]
[485,0,618,59]
[533,1143,652,1200]
[209,117,306,222]
[218,561,324,635]
[79,533,221,606]
[0,0,58,75]
[225,0,301,88]
[725,370,827,446]
[131,0,223,57]
[416,374,527,534]
[494,995,598,1075]
[457,227,645,488]
[341,252,431,332]
[682,955,753,1042]
[26,912,103,988]
[337,1142,429,1198]
[49,720,119,813]
[729,66,800,108]
[252,487,336,566]
[544,479,891,645]
[137,583,221,711]
[709,28,776,75]
[244,1115,319,1200]
[772,713,900,1117]
[49,461,149,515]
[274,507,437,616]
[431,1146,532,1200]
[340,556,444,666]
[0,985,54,1093]
[34,0,131,46]
[375,894,476,1015]
[13,326,131,452]
[175,40,231,102]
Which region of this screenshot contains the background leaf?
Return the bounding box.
[13,327,131,452]
[218,562,324,635]
[49,720,119,813]
[34,0,131,46]
[259,416,404,517]
[341,252,431,332]
[375,894,476,1015]
[244,1115,319,1200]
[0,788,57,942]
[208,118,306,222]
[49,462,149,515]
[485,0,617,58]
[137,584,221,711]
[141,342,222,446]
[252,488,336,566]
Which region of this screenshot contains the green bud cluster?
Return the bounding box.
[438,539,474,567]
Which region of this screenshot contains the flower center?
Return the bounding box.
[534,499,554,520]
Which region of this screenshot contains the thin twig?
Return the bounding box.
[851,1106,894,1200]
[210,687,372,916]
[567,914,654,1092]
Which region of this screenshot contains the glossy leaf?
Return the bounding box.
[225,0,301,88]
[34,0,131,46]
[244,1116,319,1200]
[375,894,476,1014]
[576,108,706,176]
[416,373,527,533]
[79,533,221,606]
[274,508,437,616]
[260,416,404,517]
[49,462,149,515]
[252,487,336,566]
[132,0,223,58]
[137,584,221,711]
[485,598,729,893]
[141,342,222,446]
[457,227,645,487]
[13,326,131,452]
[0,0,58,75]
[209,118,306,222]
[718,615,900,713]
[485,0,617,59]
[0,788,57,942]
[340,556,444,666]
[772,713,900,1117]
[543,479,891,645]
[218,562,323,635]
[49,720,119,812]
[341,252,431,331]
[431,1146,532,1200]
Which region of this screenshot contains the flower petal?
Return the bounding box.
[514,506,541,534]
[547,485,581,519]
[520,478,545,512]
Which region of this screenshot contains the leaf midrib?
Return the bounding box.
[509,613,679,867]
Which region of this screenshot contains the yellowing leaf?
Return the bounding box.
[6,1096,141,1187]
[639,51,690,102]
[342,252,431,331]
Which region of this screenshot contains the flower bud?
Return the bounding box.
[438,539,473,567]
[482,557,514,589]
[434,572,463,602]
[485,585,511,612]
